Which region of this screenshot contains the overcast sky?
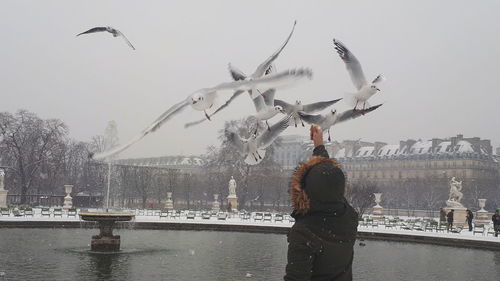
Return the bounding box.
[1,0,499,158]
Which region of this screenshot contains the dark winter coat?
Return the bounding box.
[284,145,358,281]
[447,211,454,223]
[439,210,446,222]
[466,211,473,222]
[493,213,500,226]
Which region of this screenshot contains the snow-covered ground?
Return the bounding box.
[1,208,499,244]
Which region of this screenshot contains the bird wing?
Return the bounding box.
[184,90,245,128]
[76,27,107,36]
[251,20,297,78]
[333,39,367,90]
[336,104,383,123]
[273,99,294,114]
[302,98,342,113]
[244,68,313,99]
[261,89,276,106]
[226,130,248,155]
[116,30,136,50]
[297,112,326,126]
[252,94,266,112]
[93,99,189,160]
[228,63,247,81]
[372,74,385,84]
[256,114,291,148]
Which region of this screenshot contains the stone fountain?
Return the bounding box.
[79,211,135,252]
[80,151,135,252]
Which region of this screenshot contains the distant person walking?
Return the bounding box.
[447,209,454,232]
[492,209,500,237]
[466,209,473,231]
[439,208,446,226]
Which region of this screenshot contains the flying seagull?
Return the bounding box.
[92,68,312,160]
[333,39,384,109]
[273,98,342,127]
[77,26,135,50]
[299,104,382,141]
[227,114,291,165]
[184,21,297,128]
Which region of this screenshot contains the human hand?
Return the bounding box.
[310,125,324,147]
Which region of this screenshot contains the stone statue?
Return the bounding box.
[0,168,4,189]
[446,177,464,208]
[228,176,237,196]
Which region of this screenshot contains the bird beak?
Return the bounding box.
[280,109,286,114]
[376,87,381,91]
[191,98,197,104]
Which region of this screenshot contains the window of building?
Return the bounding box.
[395,149,399,154]
[418,148,423,154]
[386,149,391,155]
[363,150,369,156]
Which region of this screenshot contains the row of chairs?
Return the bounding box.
[154,210,293,223]
[0,207,77,218]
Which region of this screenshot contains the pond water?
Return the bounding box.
[0,228,498,281]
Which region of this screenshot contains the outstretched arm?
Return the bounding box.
[310,125,329,158]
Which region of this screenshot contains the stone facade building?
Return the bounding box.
[273,134,499,185]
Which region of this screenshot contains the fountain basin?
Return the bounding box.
[79,212,135,252]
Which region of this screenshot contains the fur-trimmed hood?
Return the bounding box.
[290,156,345,215]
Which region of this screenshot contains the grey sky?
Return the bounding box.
[1,0,499,158]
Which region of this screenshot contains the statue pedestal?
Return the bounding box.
[227,195,238,212]
[474,211,490,226]
[212,194,220,212]
[372,206,384,220]
[165,192,174,210]
[444,207,467,227]
[0,189,7,208]
[63,195,73,210]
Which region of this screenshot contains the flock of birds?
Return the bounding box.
[82,22,385,165]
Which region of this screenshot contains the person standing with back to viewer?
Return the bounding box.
[284,125,358,281]
[447,209,454,232]
[492,209,500,237]
[466,209,473,231]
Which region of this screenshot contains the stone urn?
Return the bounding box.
[212,194,220,212]
[372,193,384,219]
[0,167,8,208]
[63,185,73,210]
[474,198,490,225]
[165,192,174,210]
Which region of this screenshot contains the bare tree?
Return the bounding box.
[0,110,68,203]
[345,180,379,219]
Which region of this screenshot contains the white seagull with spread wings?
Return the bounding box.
[299,104,383,141]
[227,114,291,165]
[77,26,135,50]
[92,68,311,160]
[333,39,384,109]
[184,21,297,128]
[273,98,342,127]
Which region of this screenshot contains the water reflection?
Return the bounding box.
[0,229,497,281]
